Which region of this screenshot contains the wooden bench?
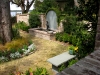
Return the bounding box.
[47,51,76,73]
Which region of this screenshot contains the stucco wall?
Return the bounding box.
[16,13,64,32]
[16,14,29,25]
[39,13,47,29]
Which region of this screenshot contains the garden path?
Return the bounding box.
[0,31,69,75]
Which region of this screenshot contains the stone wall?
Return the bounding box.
[39,13,64,32]
[16,14,29,25]
[95,1,100,50]
[16,13,64,32]
[39,13,47,29]
[57,20,64,32]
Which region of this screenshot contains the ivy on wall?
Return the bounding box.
[34,0,63,25]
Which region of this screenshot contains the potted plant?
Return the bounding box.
[68,45,78,55]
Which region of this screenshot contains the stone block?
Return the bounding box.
[47,52,76,67]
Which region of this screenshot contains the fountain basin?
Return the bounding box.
[29,28,56,40]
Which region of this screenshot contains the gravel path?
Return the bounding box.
[0,32,68,75]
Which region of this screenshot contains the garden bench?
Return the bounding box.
[47,51,76,73]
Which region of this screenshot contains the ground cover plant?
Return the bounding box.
[10,67,49,75]
[0,37,35,63]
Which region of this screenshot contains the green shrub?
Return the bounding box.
[56,32,70,43]
[58,64,66,72]
[58,35,63,42]
[76,31,95,59]
[63,15,77,34]
[71,35,78,46]
[62,33,69,42]
[19,25,30,32]
[35,0,58,13]
[29,10,41,28]
[12,27,20,39]
[15,21,30,32]
[33,67,49,75]
[56,21,95,59]
[55,32,63,42]
[68,34,72,44]
[68,59,78,67]
[55,32,60,40]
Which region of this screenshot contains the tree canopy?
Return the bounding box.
[10,0,35,13]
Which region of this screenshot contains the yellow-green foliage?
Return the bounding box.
[5,38,29,51]
[0,44,6,51]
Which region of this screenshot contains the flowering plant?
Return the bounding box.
[68,45,78,55]
[0,44,35,63]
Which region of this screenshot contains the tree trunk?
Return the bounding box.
[21,5,29,14]
[21,5,25,14]
[0,0,12,44]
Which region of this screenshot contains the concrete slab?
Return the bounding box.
[47,51,76,67]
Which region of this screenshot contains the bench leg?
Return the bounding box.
[52,65,59,73]
[52,62,69,73]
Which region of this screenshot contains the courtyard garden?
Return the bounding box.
[0,0,99,75]
[0,30,68,75]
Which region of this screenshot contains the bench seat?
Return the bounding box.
[47,51,76,72]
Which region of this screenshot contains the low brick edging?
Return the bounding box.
[56,50,100,75]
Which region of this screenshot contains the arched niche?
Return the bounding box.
[46,10,58,31]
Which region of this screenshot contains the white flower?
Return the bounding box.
[10,51,21,59]
[28,44,35,51]
[0,56,5,60]
[14,51,21,58]
[10,53,15,59]
[0,56,8,62]
[22,49,25,51]
[24,50,29,55]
